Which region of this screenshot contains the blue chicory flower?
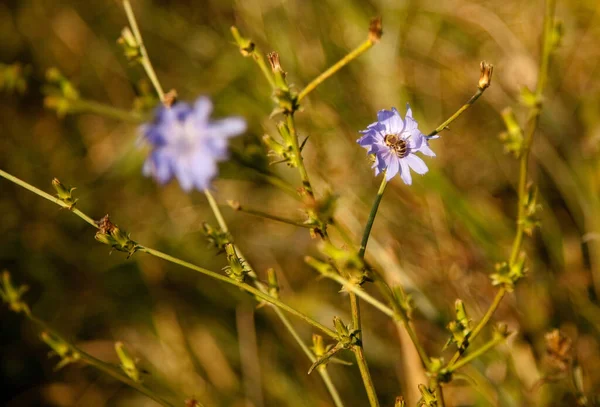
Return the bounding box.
[140,96,246,191]
[357,104,435,185]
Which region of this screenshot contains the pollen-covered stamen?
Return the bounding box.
[384,134,409,158]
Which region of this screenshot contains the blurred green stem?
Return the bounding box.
[69,99,145,123]
[230,26,276,89]
[446,0,555,372]
[25,314,176,407]
[298,39,375,102]
[227,203,313,229]
[204,189,345,406]
[321,273,395,318]
[123,0,166,103]
[139,246,338,338]
[274,307,345,407]
[448,333,506,372]
[0,169,336,338]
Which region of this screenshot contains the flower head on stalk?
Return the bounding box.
[357,104,435,185]
[140,96,246,191]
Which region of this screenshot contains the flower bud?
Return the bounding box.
[368,17,383,43]
[115,341,140,382]
[0,271,30,315]
[312,334,325,357]
[395,396,406,407]
[117,27,142,62]
[223,243,247,282]
[478,61,494,90]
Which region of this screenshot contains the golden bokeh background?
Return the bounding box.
[1,0,600,406]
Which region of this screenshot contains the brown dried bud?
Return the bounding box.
[267,52,283,74]
[226,200,241,211]
[369,17,383,43]
[96,214,116,235]
[163,89,178,108]
[478,61,494,90]
[545,329,572,372]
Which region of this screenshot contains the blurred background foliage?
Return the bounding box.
[1,0,600,406]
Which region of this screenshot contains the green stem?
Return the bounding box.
[230,26,276,90]
[435,382,446,407]
[445,0,555,373]
[447,287,505,368]
[427,88,484,138]
[349,291,380,407]
[27,315,175,407]
[286,114,313,197]
[273,307,345,407]
[322,273,395,318]
[358,177,388,258]
[298,39,374,102]
[353,345,380,407]
[123,0,166,103]
[0,169,336,339]
[0,169,96,227]
[139,246,335,338]
[448,334,506,372]
[229,204,313,229]
[70,99,145,123]
[509,0,555,266]
[204,189,344,406]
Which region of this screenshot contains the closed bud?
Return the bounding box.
[368,17,383,43]
[0,271,30,315]
[115,341,140,382]
[333,316,350,339]
[202,222,230,252]
[223,243,247,282]
[94,215,138,258]
[312,334,325,357]
[267,52,282,74]
[41,331,80,370]
[478,61,494,90]
[230,26,255,57]
[395,396,406,407]
[117,27,142,62]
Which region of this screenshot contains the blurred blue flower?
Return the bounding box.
[357,104,435,185]
[140,97,246,191]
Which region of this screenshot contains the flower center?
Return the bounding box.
[384,134,408,158]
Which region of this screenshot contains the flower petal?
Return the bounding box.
[386,156,400,180]
[405,154,428,175]
[418,143,436,157]
[399,159,412,185]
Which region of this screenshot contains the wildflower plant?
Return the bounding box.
[2,0,595,406]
